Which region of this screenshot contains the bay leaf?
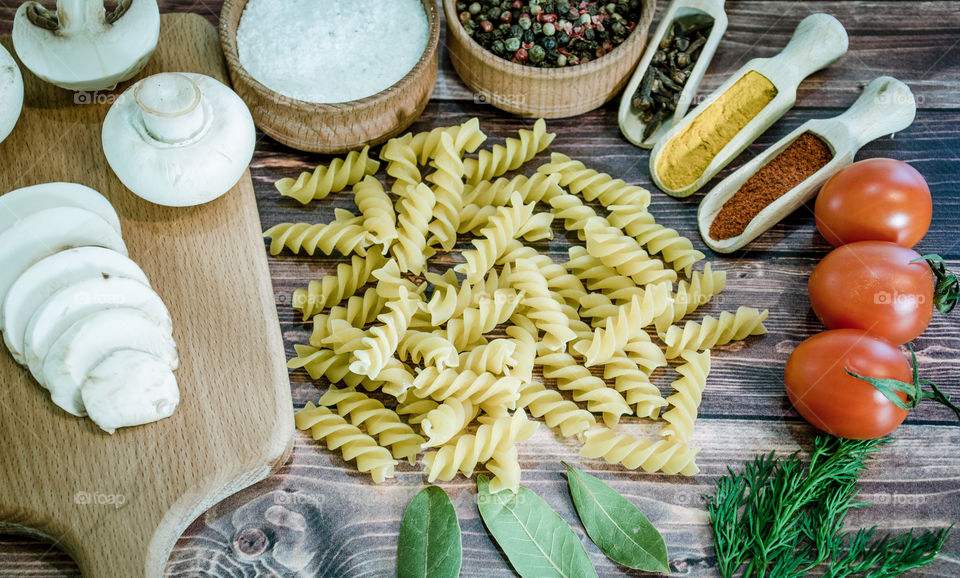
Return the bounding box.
[397,486,462,578]
[563,462,670,573]
[476,475,598,578]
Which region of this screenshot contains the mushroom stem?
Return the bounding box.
[56,0,108,34]
[134,73,206,145]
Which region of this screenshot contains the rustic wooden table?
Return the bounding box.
[1,1,959,576]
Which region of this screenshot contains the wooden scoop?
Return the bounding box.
[698,76,917,253]
[650,13,849,197]
[618,0,728,149]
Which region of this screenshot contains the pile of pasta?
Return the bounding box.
[265,118,769,493]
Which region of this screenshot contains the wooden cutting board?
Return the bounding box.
[0,14,293,578]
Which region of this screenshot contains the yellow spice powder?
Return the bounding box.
[656,70,778,191]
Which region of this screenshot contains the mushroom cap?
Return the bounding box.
[41,307,177,416]
[0,181,122,238]
[4,248,151,362]
[0,206,128,305]
[102,72,256,207]
[81,349,179,434]
[12,0,160,91]
[0,43,23,144]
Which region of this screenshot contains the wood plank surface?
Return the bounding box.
[1,1,959,576]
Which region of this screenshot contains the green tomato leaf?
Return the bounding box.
[563,462,670,573]
[476,475,598,578]
[397,486,462,578]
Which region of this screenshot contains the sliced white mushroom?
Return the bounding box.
[2,246,148,353]
[0,43,24,144]
[0,206,127,306]
[21,275,170,380]
[42,307,177,416]
[101,72,256,207]
[0,182,122,234]
[12,0,160,91]
[81,349,179,434]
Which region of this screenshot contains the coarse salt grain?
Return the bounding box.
[237,0,428,104]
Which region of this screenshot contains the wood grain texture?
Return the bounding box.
[1,1,960,577]
[0,14,292,578]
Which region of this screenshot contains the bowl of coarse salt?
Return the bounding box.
[220,0,440,154]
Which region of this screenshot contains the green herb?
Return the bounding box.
[476,475,598,578]
[397,486,462,578]
[846,342,960,423]
[707,435,951,578]
[563,462,669,573]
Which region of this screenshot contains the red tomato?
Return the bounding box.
[785,329,910,439]
[808,241,934,344]
[815,158,931,248]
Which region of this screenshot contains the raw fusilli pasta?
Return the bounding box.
[456,193,538,283]
[353,175,397,250]
[421,397,477,447]
[653,263,727,334]
[287,345,365,389]
[350,287,422,378]
[584,217,677,286]
[318,386,426,464]
[607,205,705,277]
[458,339,518,375]
[580,427,700,476]
[412,366,522,408]
[463,118,555,185]
[661,306,769,358]
[462,172,563,207]
[295,402,397,483]
[372,259,423,300]
[537,152,651,209]
[293,252,386,320]
[409,117,486,164]
[443,288,521,351]
[309,287,385,346]
[381,133,421,195]
[512,258,576,352]
[537,344,630,427]
[392,183,436,275]
[263,209,373,257]
[604,353,667,419]
[660,350,711,443]
[566,246,644,305]
[397,330,459,370]
[425,132,464,250]
[623,334,669,375]
[276,145,380,204]
[516,380,596,438]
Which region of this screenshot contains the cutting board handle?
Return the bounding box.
[835,76,917,153]
[771,13,848,82]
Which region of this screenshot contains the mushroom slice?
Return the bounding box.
[0,182,122,234]
[2,247,149,357]
[0,206,127,305]
[0,43,23,144]
[42,307,177,416]
[82,349,179,434]
[12,0,160,91]
[22,275,170,381]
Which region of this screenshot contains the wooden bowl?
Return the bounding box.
[220,0,440,154]
[443,0,655,119]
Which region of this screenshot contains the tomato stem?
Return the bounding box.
[845,344,960,424]
[915,253,959,315]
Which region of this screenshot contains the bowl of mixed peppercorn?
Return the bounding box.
[444,0,655,118]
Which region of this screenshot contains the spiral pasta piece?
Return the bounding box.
[580,427,700,476]
[537,345,630,427]
[425,132,465,250]
[604,353,668,419]
[443,289,521,351]
[458,339,518,375]
[578,292,619,326]
[353,175,398,250]
[409,117,486,164]
[396,390,439,425]
[584,217,676,286]
[485,443,523,494]
[424,270,478,326]
[295,402,397,483]
[462,172,564,208]
[463,118,555,185]
[376,358,418,399]
[660,306,769,359]
[512,258,576,352]
[537,152,651,209]
[660,350,711,443]
[263,210,373,257]
[653,263,727,334]
[497,241,587,307]
[309,287,386,347]
[320,320,367,354]
[397,330,459,370]
[350,287,421,378]
[566,246,644,305]
[422,409,538,485]
[276,145,380,204]
[456,193,537,283]
[421,397,477,448]
[287,344,366,389]
[573,282,674,367]
[317,386,424,464]
[381,133,421,195]
[517,380,596,438]
[372,259,423,300]
[293,252,386,320]
[624,334,669,375]
[412,366,522,408]
[549,193,604,241]
[505,323,537,383]
[392,183,437,275]
[606,205,705,277]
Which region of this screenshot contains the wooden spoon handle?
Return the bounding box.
[835,76,917,153]
[770,13,848,83]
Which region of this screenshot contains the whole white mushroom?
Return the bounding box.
[12,0,159,91]
[0,43,23,144]
[101,72,256,207]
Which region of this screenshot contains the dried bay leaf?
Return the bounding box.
[397,486,462,578]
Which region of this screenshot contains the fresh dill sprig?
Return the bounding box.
[707,436,951,578]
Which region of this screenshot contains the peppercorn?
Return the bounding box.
[542,36,557,50]
[518,14,532,29]
[515,47,529,63]
[557,54,568,66]
[542,22,556,36]
[584,27,596,40]
[500,11,512,23]
[460,11,472,22]
[492,39,506,54]
[509,24,523,37]
[523,29,535,43]
[529,44,546,62]
[505,37,521,52]
[470,2,482,14]
[513,0,524,8]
